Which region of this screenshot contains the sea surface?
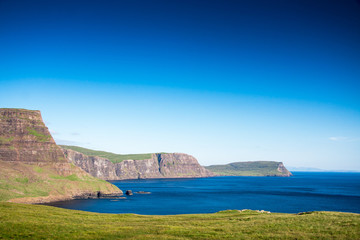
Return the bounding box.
[47,172,360,215]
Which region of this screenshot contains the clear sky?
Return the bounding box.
[1,0,360,170]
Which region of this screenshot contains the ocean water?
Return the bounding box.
[47,172,360,215]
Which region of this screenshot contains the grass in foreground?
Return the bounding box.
[0,203,359,239]
[60,145,157,163]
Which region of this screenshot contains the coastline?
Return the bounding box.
[8,191,124,204]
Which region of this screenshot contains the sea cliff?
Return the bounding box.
[62,147,214,180]
[0,108,122,203]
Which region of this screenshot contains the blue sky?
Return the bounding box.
[1,0,360,170]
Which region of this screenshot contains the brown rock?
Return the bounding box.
[62,148,215,180]
[0,109,66,165]
[0,108,122,203]
[277,162,293,177]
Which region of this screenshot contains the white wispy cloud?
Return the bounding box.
[329,137,359,142]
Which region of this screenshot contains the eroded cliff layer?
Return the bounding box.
[0,108,122,203]
[62,148,214,180]
[0,109,66,164]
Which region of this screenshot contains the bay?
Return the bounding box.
[46,172,360,215]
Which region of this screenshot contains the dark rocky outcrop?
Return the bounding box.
[0,108,122,203]
[62,148,214,180]
[73,191,123,199]
[125,190,133,196]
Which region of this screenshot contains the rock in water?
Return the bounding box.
[0,108,122,203]
[125,190,133,195]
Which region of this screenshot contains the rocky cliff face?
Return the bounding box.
[63,148,214,180]
[0,109,65,163]
[155,153,214,178]
[0,108,122,203]
[63,149,119,179]
[277,162,292,177]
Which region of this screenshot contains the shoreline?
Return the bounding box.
[5,202,360,216]
[8,191,123,204]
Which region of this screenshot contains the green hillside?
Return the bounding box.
[60,145,156,163]
[205,161,292,176]
[0,203,359,239]
[0,160,119,203]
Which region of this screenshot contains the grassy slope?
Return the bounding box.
[205,161,287,176]
[0,203,359,239]
[60,145,156,163]
[0,161,119,203]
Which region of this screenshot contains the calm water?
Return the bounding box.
[47,172,360,214]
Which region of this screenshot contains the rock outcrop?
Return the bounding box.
[125,190,133,196]
[0,109,65,164]
[63,149,118,179]
[62,148,214,180]
[276,162,292,177]
[0,108,122,203]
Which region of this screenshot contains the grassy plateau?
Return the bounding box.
[205,161,290,176]
[60,145,159,163]
[0,203,359,239]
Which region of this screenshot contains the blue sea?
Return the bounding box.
[47,172,360,215]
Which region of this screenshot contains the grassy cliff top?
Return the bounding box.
[0,202,359,239]
[0,108,41,117]
[60,145,160,163]
[205,161,291,176]
[0,108,40,113]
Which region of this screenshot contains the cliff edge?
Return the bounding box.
[0,108,122,203]
[61,146,214,180]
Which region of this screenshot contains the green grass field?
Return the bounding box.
[60,145,156,163]
[0,203,359,239]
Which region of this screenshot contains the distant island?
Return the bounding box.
[205,161,292,177]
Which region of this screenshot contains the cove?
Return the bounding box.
[46,172,360,215]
